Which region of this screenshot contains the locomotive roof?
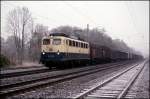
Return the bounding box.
[49,33,69,37]
[49,33,86,42]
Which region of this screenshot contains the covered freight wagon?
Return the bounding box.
[111,50,128,61]
[90,44,111,64]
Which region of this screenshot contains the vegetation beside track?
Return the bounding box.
[0,54,11,67]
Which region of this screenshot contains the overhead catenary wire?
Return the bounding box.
[124,1,144,39]
[62,1,97,26]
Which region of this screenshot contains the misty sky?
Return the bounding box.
[1,1,149,57]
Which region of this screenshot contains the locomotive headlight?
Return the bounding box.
[57,50,60,55]
[57,52,60,55]
[42,52,45,55]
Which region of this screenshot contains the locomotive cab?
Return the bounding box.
[41,36,66,64]
[42,37,62,54]
[40,33,90,68]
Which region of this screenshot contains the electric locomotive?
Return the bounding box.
[40,33,90,68]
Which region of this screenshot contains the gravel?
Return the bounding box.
[10,62,133,98]
[125,61,149,98]
[0,66,47,74]
[1,62,119,86]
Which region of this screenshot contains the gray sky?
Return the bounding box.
[1,1,149,57]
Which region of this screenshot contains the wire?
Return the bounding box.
[124,2,142,37]
[62,1,97,26]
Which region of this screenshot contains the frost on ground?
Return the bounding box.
[12,61,43,67]
[1,61,45,74]
[135,62,149,98]
[22,61,43,67]
[125,61,149,99]
[1,61,44,70]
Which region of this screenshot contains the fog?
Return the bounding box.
[1,1,149,57]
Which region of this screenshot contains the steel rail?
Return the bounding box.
[0,61,128,89]
[0,68,50,79]
[0,61,124,79]
[117,61,147,99]
[73,61,144,99]
[1,65,44,70]
[0,61,133,98]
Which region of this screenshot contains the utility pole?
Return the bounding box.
[87,24,89,42]
[0,31,1,56]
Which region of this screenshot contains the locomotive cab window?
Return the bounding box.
[73,41,75,46]
[69,40,72,46]
[76,42,79,47]
[43,39,50,45]
[85,44,87,48]
[53,39,61,45]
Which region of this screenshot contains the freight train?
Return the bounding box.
[40,33,143,69]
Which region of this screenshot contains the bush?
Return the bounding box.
[0,54,10,67]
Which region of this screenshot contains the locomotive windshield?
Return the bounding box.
[53,39,61,45]
[43,39,50,45]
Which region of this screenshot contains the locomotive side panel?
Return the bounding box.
[66,38,90,60]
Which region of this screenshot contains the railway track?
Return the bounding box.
[1,65,44,70]
[0,66,49,79]
[0,61,135,98]
[0,61,124,80]
[73,60,146,99]
[0,68,50,79]
[0,61,132,79]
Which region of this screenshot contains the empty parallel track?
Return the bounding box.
[0,68,50,79]
[73,60,146,99]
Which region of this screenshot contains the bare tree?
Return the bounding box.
[7,7,32,64]
[28,24,49,61]
[6,36,20,64]
[21,7,32,64]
